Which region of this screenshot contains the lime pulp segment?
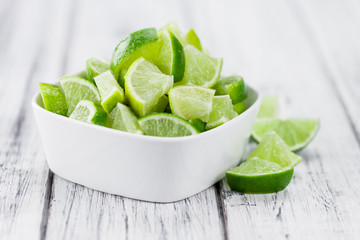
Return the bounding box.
[206,95,238,130]
[69,100,107,126]
[108,103,143,134]
[39,83,68,116]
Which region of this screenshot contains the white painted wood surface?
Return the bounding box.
[1,0,360,239]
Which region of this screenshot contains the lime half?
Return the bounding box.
[60,76,101,116]
[257,96,278,118]
[125,57,173,117]
[248,132,302,167]
[108,103,143,134]
[206,95,238,130]
[138,113,199,137]
[252,118,320,151]
[69,100,107,126]
[178,45,222,88]
[39,83,68,116]
[226,158,294,194]
[168,86,215,122]
[86,58,110,82]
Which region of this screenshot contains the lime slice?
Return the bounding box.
[60,76,101,116]
[162,22,187,46]
[151,95,168,113]
[168,86,215,122]
[125,57,173,117]
[186,28,202,51]
[110,28,159,88]
[213,75,247,104]
[206,95,238,130]
[39,83,68,116]
[154,30,185,83]
[252,118,320,151]
[257,96,278,118]
[94,70,125,114]
[233,102,246,115]
[138,113,199,137]
[69,100,107,126]
[248,132,302,167]
[178,45,222,88]
[86,58,109,82]
[226,158,294,193]
[108,103,143,134]
[189,119,205,132]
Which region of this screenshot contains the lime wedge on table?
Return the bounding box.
[138,113,199,137]
[168,86,215,122]
[206,95,238,130]
[252,118,320,152]
[39,83,68,116]
[86,58,110,82]
[151,95,168,113]
[213,75,247,104]
[190,119,206,132]
[257,96,278,118]
[94,70,125,114]
[226,158,294,194]
[110,28,159,88]
[186,28,202,51]
[248,132,302,167]
[125,57,173,117]
[178,45,222,88]
[108,103,143,134]
[60,76,101,116]
[69,100,107,126]
[154,30,185,83]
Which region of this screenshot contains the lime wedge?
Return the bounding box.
[252,118,320,151]
[186,28,202,51]
[39,83,68,116]
[69,100,107,126]
[138,113,199,137]
[226,158,294,193]
[206,95,238,130]
[108,103,143,134]
[213,75,247,104]
[162,22,187,46]
[94,70,125,114]
[154,30,185,82]
[125,57,173,117]
[190,119,206,132]
[151,95,168,113]
[168,86,215,122]
[86,58,109,82]
[178,45,222,88]
[257,96,278,118]
[110,28,159,87]
[248,132,302,167]
[233,102,246,115]
[60,76,101,116]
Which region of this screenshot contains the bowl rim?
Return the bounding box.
[32,84,261,143]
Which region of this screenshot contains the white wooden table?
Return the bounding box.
[1,0,360,239]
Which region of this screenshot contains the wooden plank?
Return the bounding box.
[0,0,76,239]
[200,0,360,239]
[45,0,225,239]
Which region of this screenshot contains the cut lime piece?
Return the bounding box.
[138,113,199,137]
[86,58,110,82]
[226,158,294,194]
[39,83,68,116]
[257,96,278,118]
[213,75,247,104]
[178,45,222,88]
[162,22,187,46]
[108,103,143,134]
[206,95,238,130]
[252,118,320,151]
[186,28,202,51]
[151,95,169,113]
[233,102,246,115]
[125,57,173,117]
[248,132,302,167]
[60,76,101,116]
[168,86,215,122]
[154,30,185,82]
[110,28,159,88]
[190,119,206,132]
[94,70,125,114]
[69,100,107,126]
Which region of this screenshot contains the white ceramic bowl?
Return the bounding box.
[32,85,260,202]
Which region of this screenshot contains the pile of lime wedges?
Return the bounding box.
[39,22,320,194]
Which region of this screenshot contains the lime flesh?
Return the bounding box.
[39,83,68,116]
[86,58,110,82]
[69,100,107,126]
[108,103,143,134]
[206,95,238,130]
[186,28,202,51]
